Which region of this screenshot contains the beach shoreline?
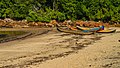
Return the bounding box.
[0,27,120,68]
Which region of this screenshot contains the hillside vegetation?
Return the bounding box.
[0,0,120,23]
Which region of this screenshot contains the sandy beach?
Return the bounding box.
[0,27,120,68]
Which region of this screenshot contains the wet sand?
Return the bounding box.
[0,27,120,68]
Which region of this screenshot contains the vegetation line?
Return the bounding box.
[0,0,120,23]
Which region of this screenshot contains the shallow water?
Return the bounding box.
[0,34,7,38]
[0,31,27,39]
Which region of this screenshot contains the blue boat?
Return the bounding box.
[76,26,101,32]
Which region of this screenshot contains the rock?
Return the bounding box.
[4,18,13,23]
[50,20,58,26]
[118,40,120,42]
[21,25,29,28]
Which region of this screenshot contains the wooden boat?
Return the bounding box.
[67,25,77,30]
[76,26,101,32]
[97,28,116,33]
[57,27,94,35]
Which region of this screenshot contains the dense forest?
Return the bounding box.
[0,0,120,23]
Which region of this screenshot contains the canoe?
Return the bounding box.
[76,26,101,32]
[57,27,94,35]
[67,25,77,30]
[97,28,116,33]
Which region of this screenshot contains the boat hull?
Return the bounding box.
[97,29,116,33]
[57,27,93,35]
[76,26,101,32]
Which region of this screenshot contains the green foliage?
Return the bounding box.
[58,0,77,20]
[0,0,120,23]
[26,8,65,22]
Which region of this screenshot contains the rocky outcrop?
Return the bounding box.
[0,18,56,28]
[0,18,29,28]
[0,18,111,28]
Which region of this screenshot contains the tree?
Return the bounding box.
[0,0,120,23]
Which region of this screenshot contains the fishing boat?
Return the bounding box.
[57,27,94,35]
[67,25,77,30]
[97,28,116,33]
[76,26,101,32]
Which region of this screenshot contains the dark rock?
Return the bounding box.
[118,40,120,42]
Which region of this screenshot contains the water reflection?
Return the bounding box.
[0,31,27,40]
